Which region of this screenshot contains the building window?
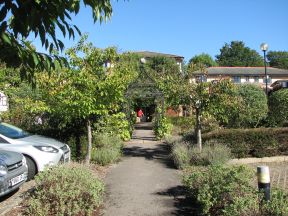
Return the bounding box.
[196,75,207,83]
[245,76,249,82]
[232,76,241,83]
[254,76,259,83]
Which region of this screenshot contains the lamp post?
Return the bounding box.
[260,43,269,95]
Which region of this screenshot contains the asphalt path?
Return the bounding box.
[102,122,194,216]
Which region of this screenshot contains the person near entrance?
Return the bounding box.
[137,108,144,122]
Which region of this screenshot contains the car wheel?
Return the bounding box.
[25,156,37,181]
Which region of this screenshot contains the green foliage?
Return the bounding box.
[202,128,288,158]
[209,79,242,126]
[145,56,187,107]
[187,53,217,74]
[267,51,288,69]
[216,41,263,67]
[183,165,288,216]
[96,112,131,141]
[91,148,122,166]
[190,141,232,166]
[171,139,231,168]
[91,133,123,165]
[0,0,113,79]
[183,165,258,216]
[209,81,268,128]
[235,84,268,128]
[38,40,136,162]
[168,116,195,135]
[261,189,288,215]
[188,53,217,68]
[171,141,191,169]
[153,116,173,139]
[201,113,220,133]
[25,163,104,216]
[268,89,288,126]
[66,135,88,160]
[1,42,137,161]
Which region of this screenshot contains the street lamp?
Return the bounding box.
[260,43,269,95]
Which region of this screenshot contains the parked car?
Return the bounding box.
[0,122,71,180]
[0,150,28,197]
[270,80,288,93]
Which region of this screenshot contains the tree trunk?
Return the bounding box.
[85,119,92,165]
[195,108,202,152]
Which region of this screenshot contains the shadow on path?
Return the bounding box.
[155,186,200,216]
[123,143,175,169]
[103,121,199,216]
[134,122,154,130]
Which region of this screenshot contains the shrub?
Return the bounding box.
[234,84,268,128]
[268,89,288,127]
[168,116,195,135]
[183,165,258,216]
[24,163,104,216]
[190,141,232,166]
[201,113,221,133]
[171,141,191,169]
[96,112,131,141]
[93,132,124,149]
[262,189,288,215]
[164,134,181,148]
[91,133,123,165]
[171,139,231,168]
[183,164,288,216]
[202,128,288,158]
[153,116,173,139]
[91,148,122,166]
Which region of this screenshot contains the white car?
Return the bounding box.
[0,122,71,180]
[0,150,28,197]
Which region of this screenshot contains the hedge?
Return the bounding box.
[202,128,288,158]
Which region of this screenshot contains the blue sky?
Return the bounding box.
[32,0,288,62]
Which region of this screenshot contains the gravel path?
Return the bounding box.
[102,122,193,216]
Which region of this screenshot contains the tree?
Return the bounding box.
[216,41,263,67]
[267,51,288,69]
[0,0,113,80]
[188,53,217,72]
[209,81,268,128]
[208,79,241,127]
[145,56,186,107]
[267,89,288,127]
[38,39,137,164]
[235,84,268,128]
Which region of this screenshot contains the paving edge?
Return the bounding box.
[228,156,288,165]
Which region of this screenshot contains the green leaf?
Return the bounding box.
[57,21,66,37]
[39,25,46,46]
[73,25,81,36]
[58,40,64,51]
[68,28,75,39]
[32,52,39,66]
[49,43,54,53]
[1,32,11,45]
[45,39,49,50]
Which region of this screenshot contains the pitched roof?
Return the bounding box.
[132,51,184,61]
[193,67,288,76]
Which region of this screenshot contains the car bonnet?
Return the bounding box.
[0,150,23,166]
[17,135,66,149]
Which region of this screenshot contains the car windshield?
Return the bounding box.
[0,123,30,139]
